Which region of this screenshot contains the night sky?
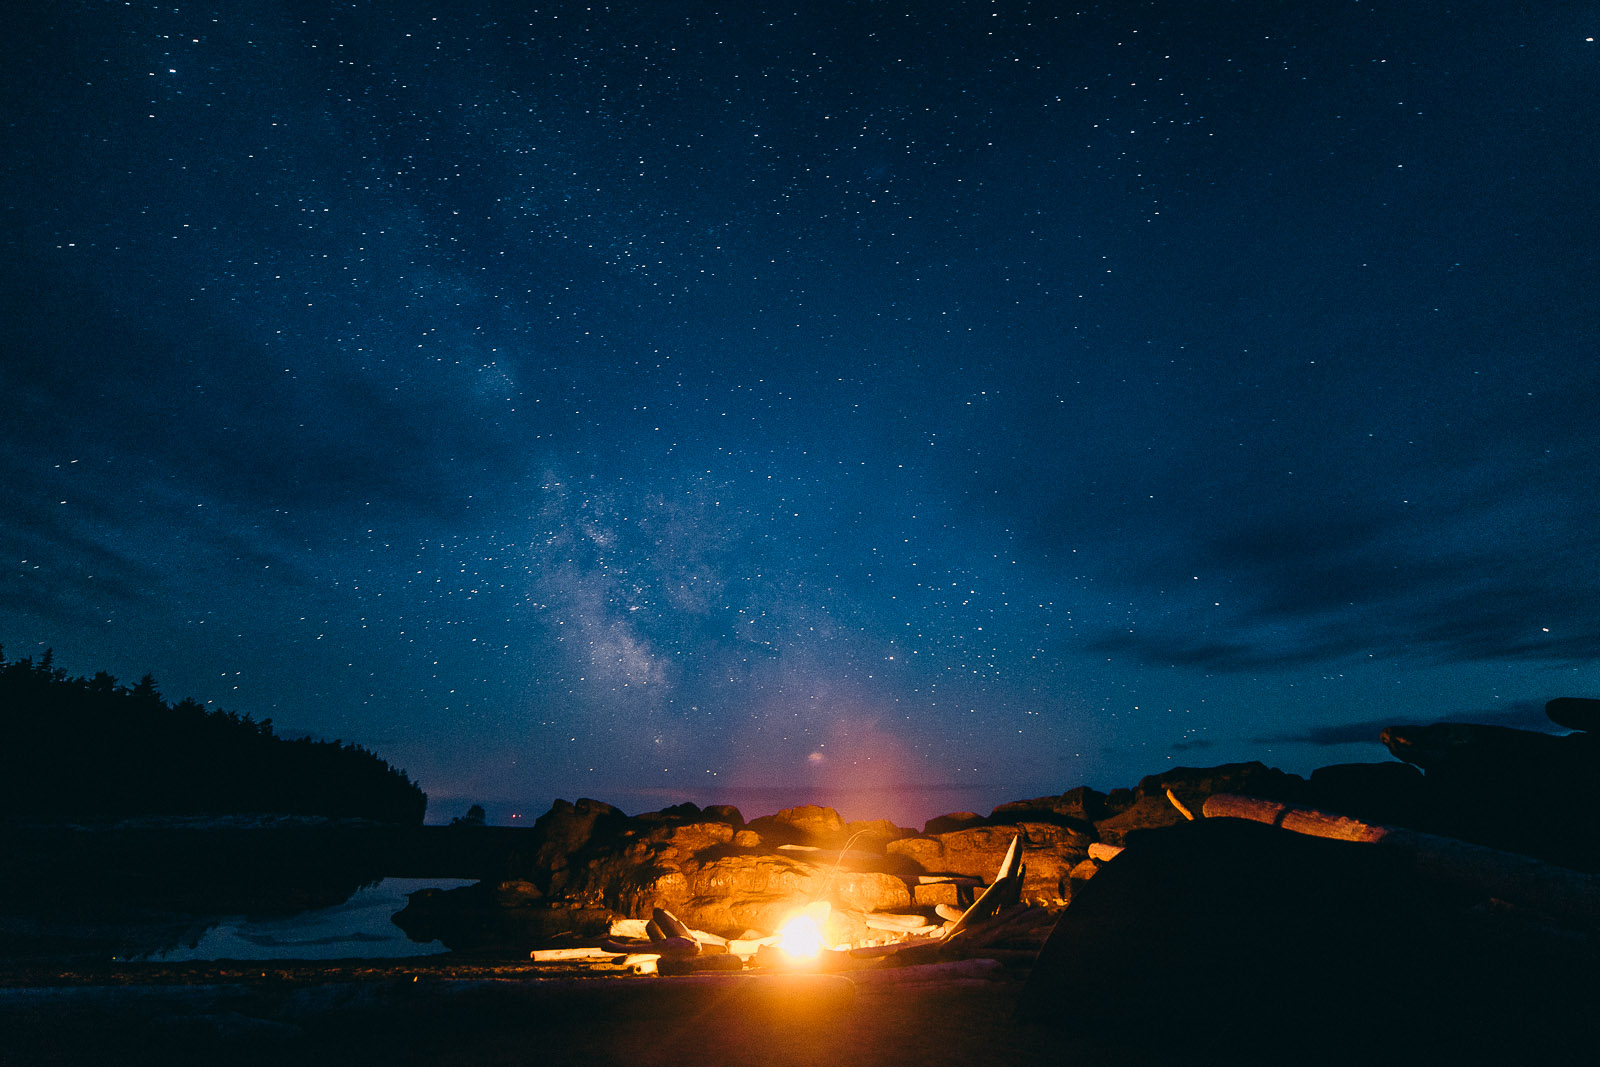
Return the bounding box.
[4,2,1597,827]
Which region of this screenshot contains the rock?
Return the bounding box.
[660,852,911,938]
[632,819,737,862]
[1546,697,1600,732]
[526,798,627,895]
[632,802,706,826]
[888,822,1090,904]
[702,804,746,826]
[732,829,762,848]
[842,818,915,849]
[1091,762,1306,848]
[1101,787,1136,817]
[1307,761,1426,826]
[491,879,544,905]
[1019,818,1595,1062]
[1092,795,1182,847]
[923,812,985,835]
[393,881,612,949]
[1135,762,1305,813]
[912,881,963,907]
[745,805,847,846]
[1379,721,1600,868]
[990,785,1108,826]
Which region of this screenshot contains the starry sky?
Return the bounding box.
[3,1,1597,827]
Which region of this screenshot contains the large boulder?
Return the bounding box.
[1019,818,1596,1061]
[887,822,1090,903]
[668,853,911,940]
[1380,721,1600,868]
[922,811,985,835]
[1306,761,1426,826]
[1547,696,1600,732]
[526,798,627,894]
[841,818,915,850]
[744,805,847,847]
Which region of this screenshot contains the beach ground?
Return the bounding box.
[0,957,1150,1067]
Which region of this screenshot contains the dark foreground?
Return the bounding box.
[0,957,1154,1067]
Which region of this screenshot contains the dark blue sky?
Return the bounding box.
[4,1,1596,826]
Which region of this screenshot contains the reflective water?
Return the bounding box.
[143,878,475,961]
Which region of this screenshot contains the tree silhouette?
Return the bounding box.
[0,646,427,823]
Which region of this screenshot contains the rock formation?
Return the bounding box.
[397,695,1600,953]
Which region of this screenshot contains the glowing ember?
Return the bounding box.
[777,913,825,959]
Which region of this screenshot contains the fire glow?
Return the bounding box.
[776,913,825,959]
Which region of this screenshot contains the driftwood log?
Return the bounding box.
[942,834,1023,944]
[1203,793,1600,933]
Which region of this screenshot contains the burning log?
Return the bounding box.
[1203,793,1600,933]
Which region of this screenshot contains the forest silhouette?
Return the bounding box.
[0,646,426,823]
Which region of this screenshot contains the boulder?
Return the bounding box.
[1065,858,1100,900]
[1092,795,1183,847]
[842,818,915,850]
[990,785,1108,826]
[1379,721,1600,868]
[923,812,985,835]
[1380,722,1570,770]
[887,822,1090,904]
[911,880,963,908]
[662,852,912,939]
[702,804,746,826]
[1134,761,1305,812]
[1546,697,1600,732]
[1307,761,1426,826]
[527,798,627,894]
[744,804,847,846]
[1019,818,1596,1061]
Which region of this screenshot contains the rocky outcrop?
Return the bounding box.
[1380,717,1600,869]
[395,700,1600,952]
[990,785,1108,826]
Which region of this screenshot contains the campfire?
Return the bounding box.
[526,833,1059,977]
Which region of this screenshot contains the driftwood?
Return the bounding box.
[620,953,659,975]
[529,946,613,962]
[1203,793,1600,933]
[658,953,747,976]
[864,911,938,933]
[943,834,1024,943]
[1165,788,1196,821]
